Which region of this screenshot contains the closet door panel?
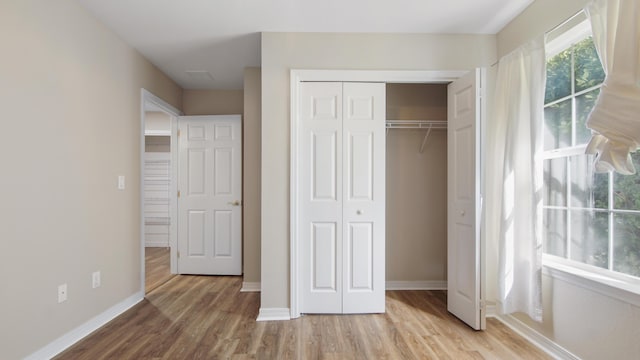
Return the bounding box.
[347,132,373,201]
[346,222,373,290]
[312,132,338,201]
[299,82,343,313]
[346,95,374,121]
[311,222,338,291]
[342,82,385,314]
[447,69,483,330]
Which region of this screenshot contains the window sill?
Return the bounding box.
[542,255,640,307]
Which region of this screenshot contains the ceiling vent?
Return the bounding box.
[185,70,214,81]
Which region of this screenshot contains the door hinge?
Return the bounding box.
[177,251,180,258]
[177,129,181,137]
[479,299,486,310]
[177,190,181,198]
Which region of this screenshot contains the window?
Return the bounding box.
[543,20,640,280]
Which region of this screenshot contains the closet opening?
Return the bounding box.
[289,69,483,329]
[385,83,449,291]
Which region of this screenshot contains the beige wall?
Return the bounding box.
[261,32,497,308]
[145,111,171,134]
[243,68,262,283]
[493,0,640,358]
[182,89,244,115]
[0,1,182,359]
[497,0,590,57]
[386,84,448,282]
[181,77,260,284]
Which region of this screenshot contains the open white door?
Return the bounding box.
[447,69,484,330]
[177,115,242,275]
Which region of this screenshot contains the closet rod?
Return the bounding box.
[385,120,447,153]
[385,120,447,129]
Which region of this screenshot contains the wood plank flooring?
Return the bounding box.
[145,247,173,294]
[55,275,550,360]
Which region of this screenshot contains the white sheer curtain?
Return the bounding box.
[491,37,546,321]
[585,0,640,174]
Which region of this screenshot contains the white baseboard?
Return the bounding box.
[256,308,291,321]
[385,280,447,290]
[490,313,580,360]
[240,282,261,292]
[145,242,169,247]
[25,291,144,360]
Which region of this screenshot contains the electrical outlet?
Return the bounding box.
[92,271,101,288]
[58,284,67,303]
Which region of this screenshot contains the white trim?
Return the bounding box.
[290,69,468,319]
[490,313,580,360]
[25,291,143,360]
[256,308,291,321]
[289,71,300,319]
[292,70,466,83]
[385,280,447,290]
[169,109,179,274]
[543,257,640,307]
[240,282,261,292]
[144,129,172,136]
[142,89,181,116]
[140,88,182,294]
[546,16,591,59]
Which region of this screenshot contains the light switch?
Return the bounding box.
[118,175,125,190]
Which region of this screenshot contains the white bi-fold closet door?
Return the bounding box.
[299,82,386,314]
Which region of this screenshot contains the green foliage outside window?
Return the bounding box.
[543,36,640,278]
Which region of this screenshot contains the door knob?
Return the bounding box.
[356,210,363,215]
[460,210,465,216]
[228,200,241,206]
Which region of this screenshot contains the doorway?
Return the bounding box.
[140,89,181,295]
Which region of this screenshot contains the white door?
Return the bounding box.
[342,83,385,313]
[299,82,343,313]
[447,69,484,330]
[299,82,385,314]
[177,115,242,275]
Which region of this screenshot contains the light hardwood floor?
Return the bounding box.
[55,274,550,360]
[145,247,174,294]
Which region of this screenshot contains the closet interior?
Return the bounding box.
[385,83,448,287]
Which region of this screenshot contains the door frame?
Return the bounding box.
[140,89,182,294]
[290,70,473,319]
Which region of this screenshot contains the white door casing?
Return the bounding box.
[177,115,242,275]
[299,82,385,314]
[447,69,484,330]
[140,89,182,291]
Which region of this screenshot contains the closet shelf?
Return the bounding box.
[385,120,447,129]
[385,120,447,153]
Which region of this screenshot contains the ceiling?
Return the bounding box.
[76,0,534,90]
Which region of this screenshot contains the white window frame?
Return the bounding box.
[542,16,640,302]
